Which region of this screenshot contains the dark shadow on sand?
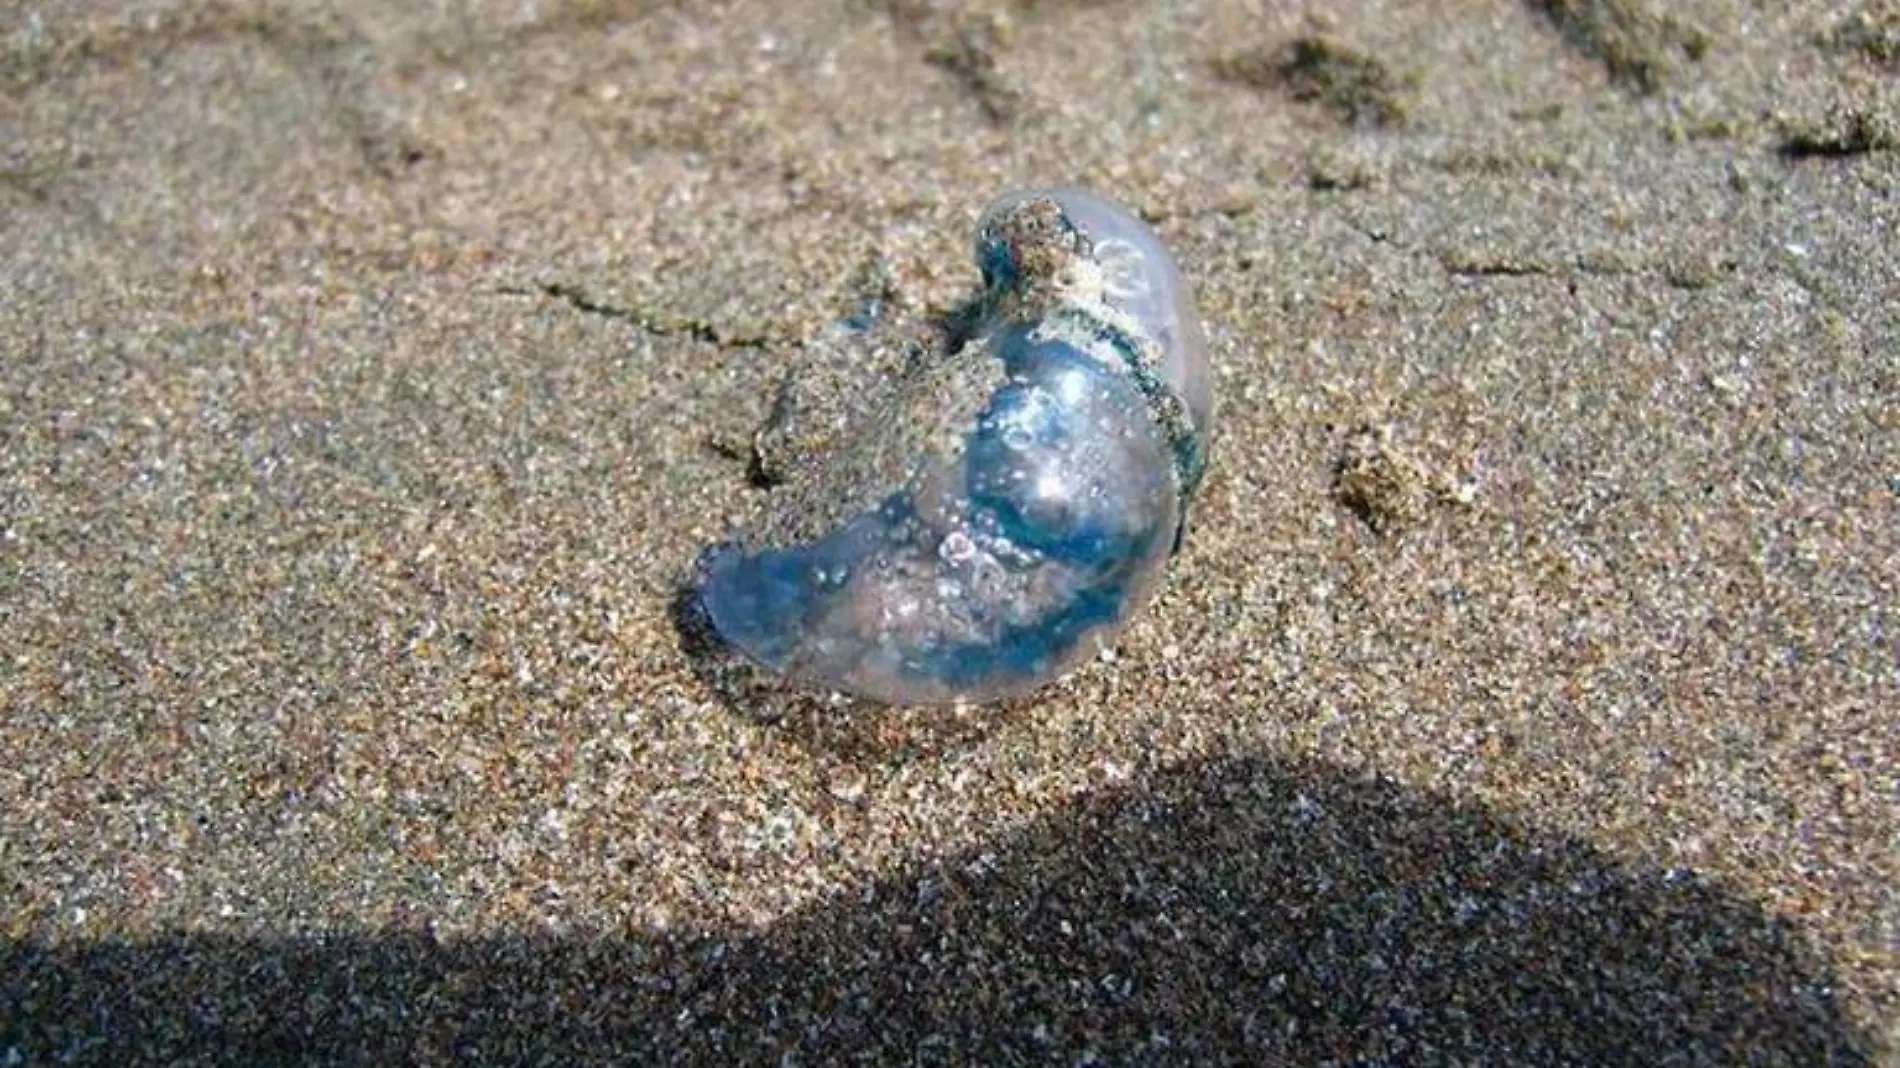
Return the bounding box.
[2,754,1871,1066]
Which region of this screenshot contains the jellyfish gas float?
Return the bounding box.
[698,189,1214,705]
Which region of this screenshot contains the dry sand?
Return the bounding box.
[3,0,1896,1063]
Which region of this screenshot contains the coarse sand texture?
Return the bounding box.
[3,1,1895,1064]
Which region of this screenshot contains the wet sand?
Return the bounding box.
[3,1,1895,1063]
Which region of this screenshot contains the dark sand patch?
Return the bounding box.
[1216,29,1417,128]
[1526,0,1710,93]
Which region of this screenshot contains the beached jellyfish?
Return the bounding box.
[697,188,1213,704]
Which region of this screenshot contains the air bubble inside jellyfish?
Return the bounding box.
[698,188,1214,705]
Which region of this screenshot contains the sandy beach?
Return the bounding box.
[3,0,1895,1063]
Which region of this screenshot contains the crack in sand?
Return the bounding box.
[501,282,790,351]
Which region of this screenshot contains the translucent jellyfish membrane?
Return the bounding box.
[699,188,1213,704]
